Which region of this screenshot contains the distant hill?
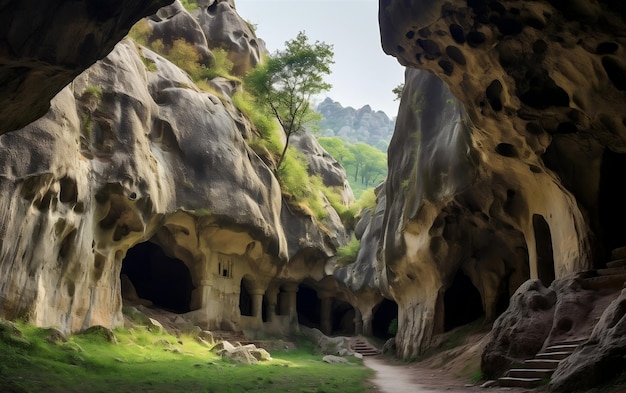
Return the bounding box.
[316,98,395,152]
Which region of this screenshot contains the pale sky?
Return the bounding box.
[234,0,405,118]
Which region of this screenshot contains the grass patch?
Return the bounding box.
[0,320,373,393]
[336,235,360,266]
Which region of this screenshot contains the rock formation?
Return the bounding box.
[0,0,174,135]
[0,1,353,338]
[365,0,626,361]
[317,97,395,150]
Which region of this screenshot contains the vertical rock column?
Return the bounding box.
[283,283,299,327]
[250,287,265,327]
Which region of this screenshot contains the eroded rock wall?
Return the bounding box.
[0,8,349,333]
[372,0,626,358]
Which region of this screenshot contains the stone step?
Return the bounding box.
[597,266,626,276]
[507,368,555,379]
[610,246,626,261]
[536,351,572,360]
[582,273,626,290]
[523,359,561,369]
[498,377,543,388]
[543,343,579,353]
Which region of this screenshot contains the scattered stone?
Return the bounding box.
[81,326,117,344]
[147,318,163,332]
[322,355,349,364]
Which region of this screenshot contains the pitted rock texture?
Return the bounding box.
[482,272,624,381]
[550,286,626,391]
[0,37,349,333]
[374,0,626,359]
[0,0,173,134]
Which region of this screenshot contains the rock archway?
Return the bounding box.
[533,214,555,286]
[121,241,195,313]
[297,283,321,329]
[444,270,484,332]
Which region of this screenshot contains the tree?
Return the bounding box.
[392,83,404,101]
[245,31,334,171]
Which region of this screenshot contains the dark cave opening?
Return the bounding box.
[372,299,399,339]
[533,214,555,286]
[296,284,320,329]
[599,148,626,259]
[239,277,253,317]
[121,241,194,314]
[332,301,356,335]
[444,270,484,332]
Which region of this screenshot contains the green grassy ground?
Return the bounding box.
[0,321,373,393]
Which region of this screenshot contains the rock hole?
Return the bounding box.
[599,148,626,255]
[438,60,454,75]
[596,42,619,55]
[446,46,466,65]
[239,276,254,317]
[207,1,218,14]
[66,281,75,297]
[449,24,465,44]
[496,143,516,157]
[396,45,405,53]
[555,122,578,134]
[418,27,431,38]
[417,39,441,58]
[529,165,542,173]
[520,82,569,109]
[466,31,486,47]
[405,31,415,39]
[486,79,503,111]
[557,317,573,332]
[532,39,548,55]
[602,56,626,91]
[493,16,523,35]
[525,122,543,134]
[92,254,106,282]
[59,176,78,204]
[58,229,77,260]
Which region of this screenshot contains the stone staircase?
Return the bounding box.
[498,338,588,388]
[498,245,626,389]
[352,337,381,356]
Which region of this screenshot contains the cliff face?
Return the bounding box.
[0,0,173,135]
[0,1,350,335]
[373,0,626,359]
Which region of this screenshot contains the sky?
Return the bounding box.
[234,0,405,118]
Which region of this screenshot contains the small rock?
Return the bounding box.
[322,355,349,364]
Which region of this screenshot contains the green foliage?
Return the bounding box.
[128,19,152,46]
[83,85,102,100]
[0,321,373,393]
[278,148,328,220]
[392,83,404,101]
[317,136,387,198]
[336,235,360,266]
[203,48,234,79]
[355,188,377,211]
[387,318,398,336]
[245,31,334,170]
[179,0,197,11]
[232,91,282,156]
[168,38,202,77]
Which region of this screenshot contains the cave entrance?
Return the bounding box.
[533,214,555,286]
[444,270,484,332]
[372,299,398,339]
[332,301,356,335]
[121,241,194,314]
[599,148,626,261]
[239,276,254,317]
[296,284,320,329]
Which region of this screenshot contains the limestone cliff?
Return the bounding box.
[373,0,626,362]
[0,1,351,336]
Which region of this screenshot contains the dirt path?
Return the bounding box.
[364,355,535,393]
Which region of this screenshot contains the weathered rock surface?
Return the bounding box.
[550,287,626,391]
[372,0,625,361]
[0,0,173,134]
[0,28,350,334]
